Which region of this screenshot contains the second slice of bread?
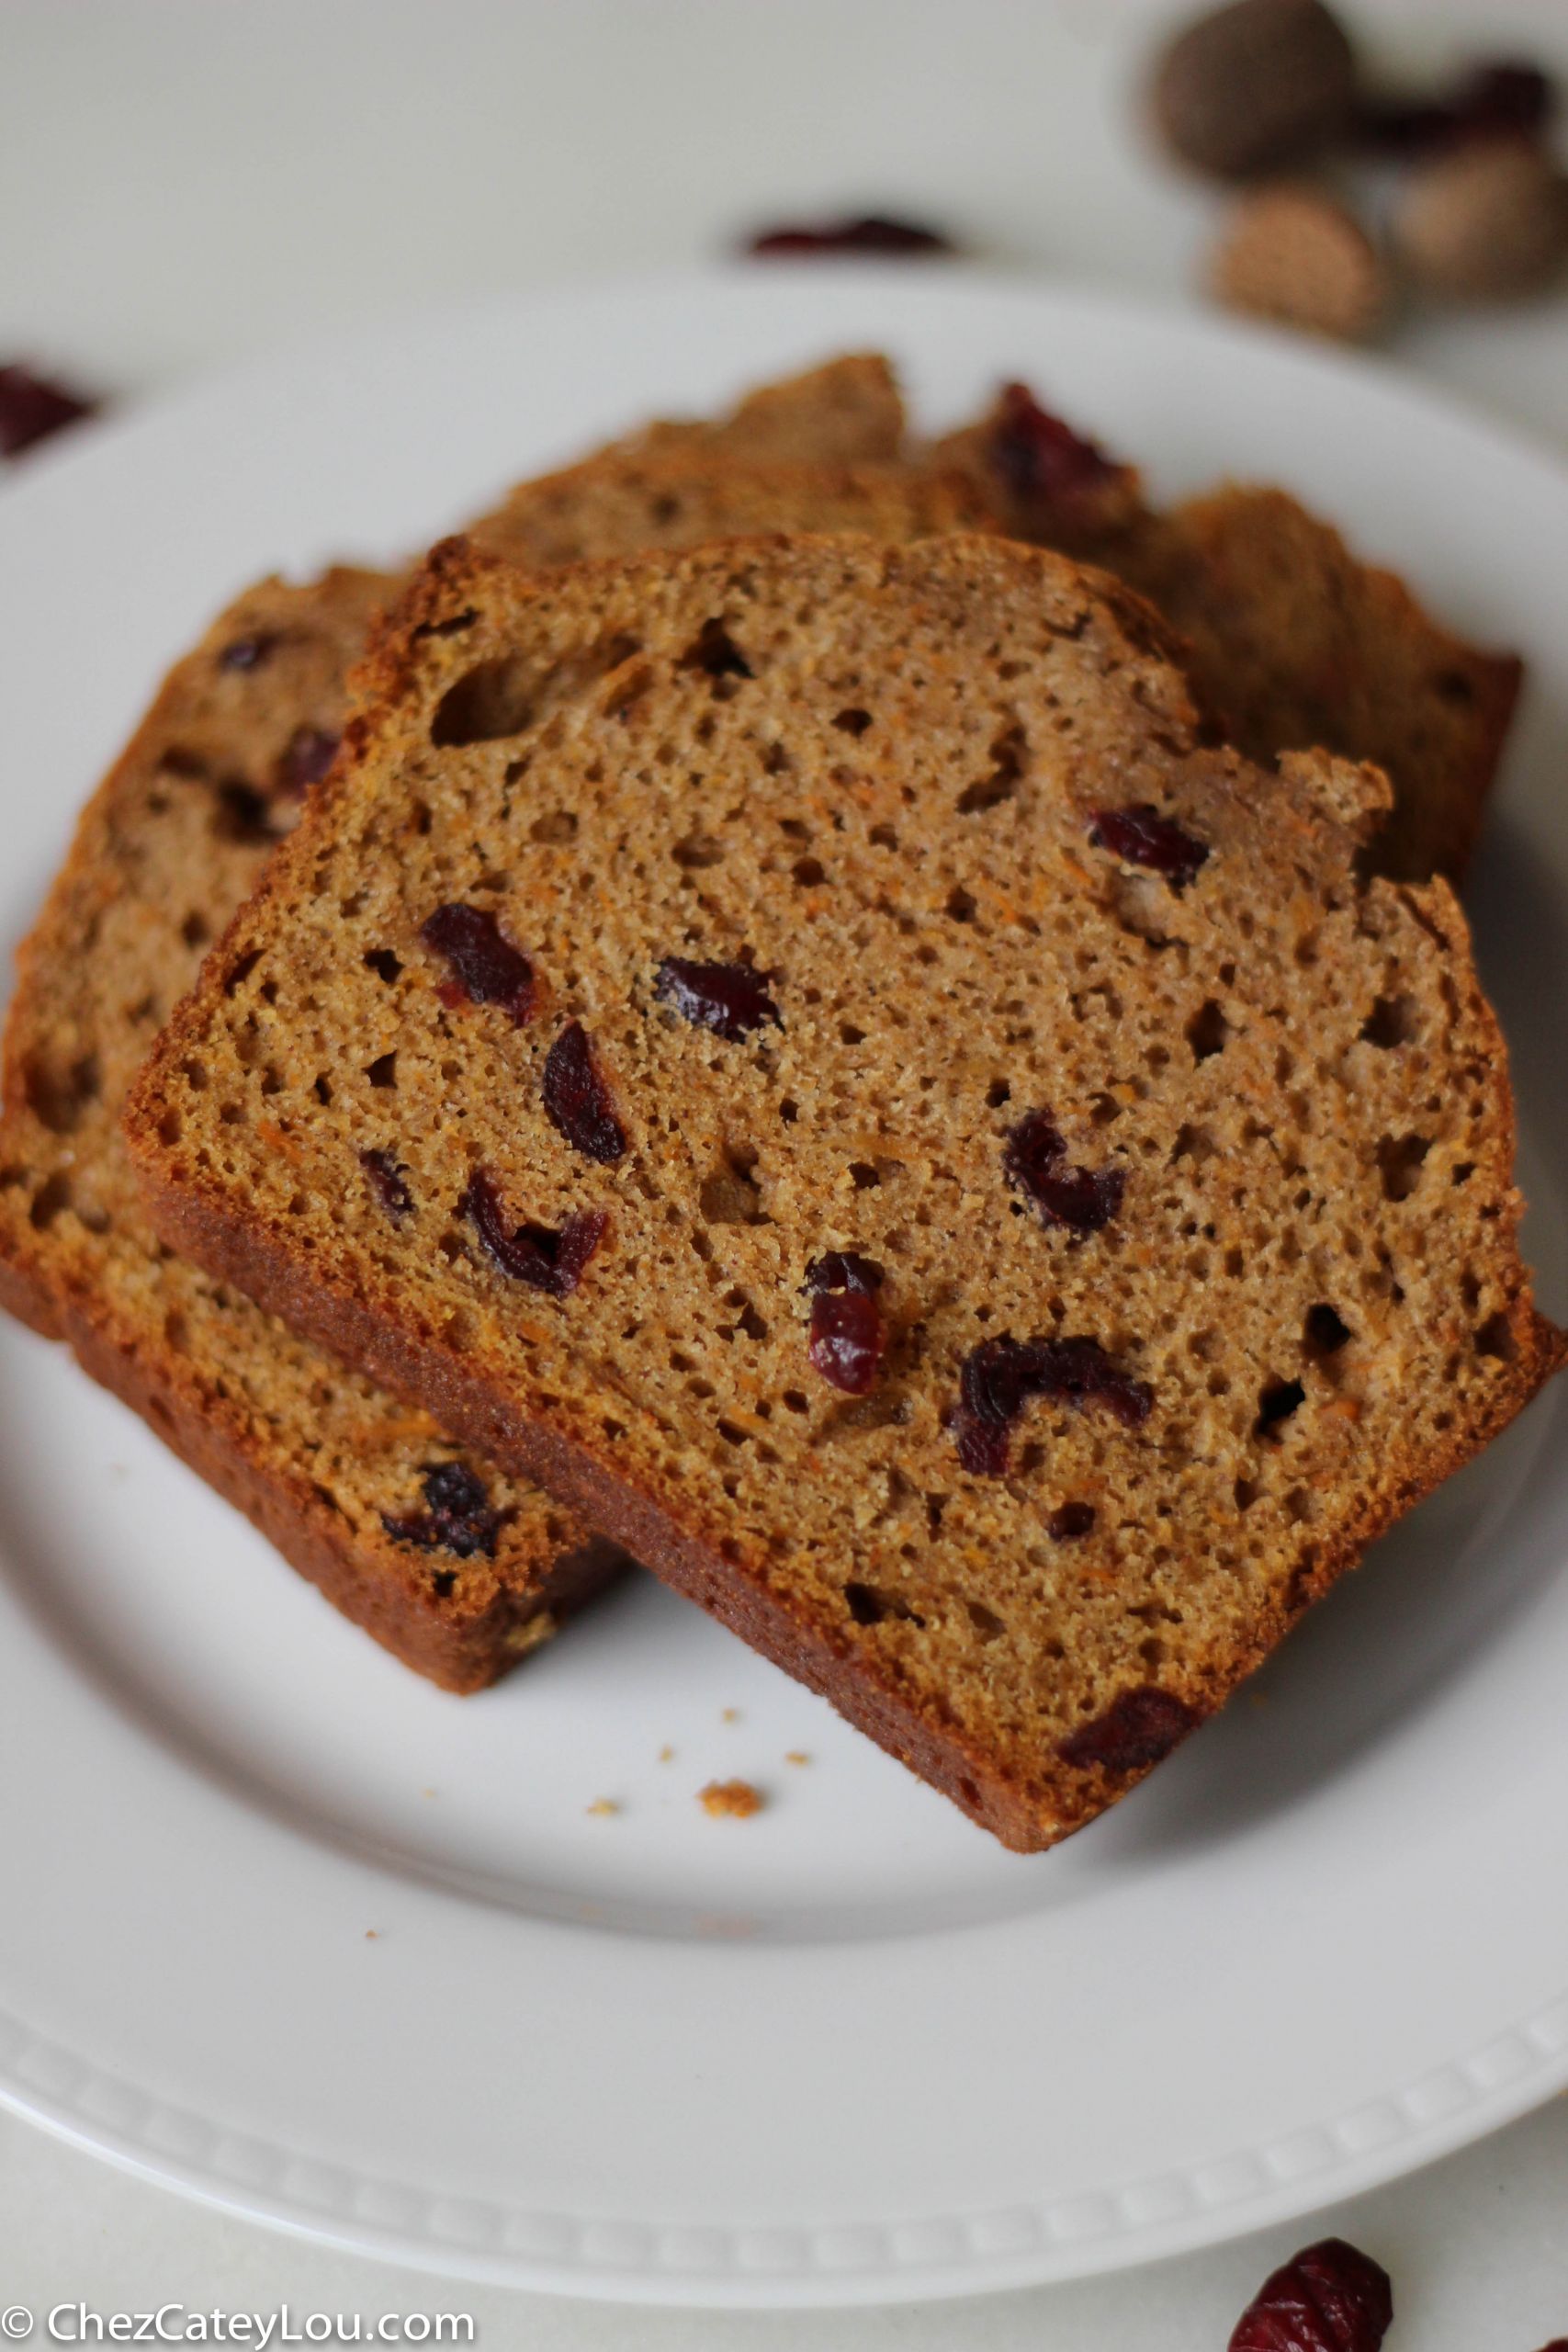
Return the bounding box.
[125,532,1562,1847]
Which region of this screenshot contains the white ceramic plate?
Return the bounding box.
[2,268,1566,2307]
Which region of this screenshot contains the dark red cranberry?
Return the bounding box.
[809,1289,886,1394]
[1005,1109,1125,1235]
[542,1020,626,1164]
[382,1460,503,1560]
[274,724,340,795]
[1048,1501,1096,1540]
[1355,59,1554,154]
[805,1251,884,1295]
[361,1148,413,1220]
[989,381,1117,514]
[461,1170,606,1296]
[0,362,98,458]
[421,903,536,1024]
[219,632,278,673]
[745,214,953,258]
[1058,1685,1198,1774]
[953,1333,1153,1476]
[1227,2236,1393,2352]
[805,1252,887,1392]
[1089,804,1210,889]
[654,956,779,1042]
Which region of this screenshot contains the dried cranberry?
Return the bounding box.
[461,1170,606,1296]
[654,956,779,1042]
[805,1253,888,1392]
[274,725,340,795]
[1089,804,1210,889]
[0,362,98,458]
[746,214,952,258]
[1355,59,1554,153]
[421,903,536,1024]
[953,1333,1152,1476]
[1058,1685,1197,1773]
[382,1460,503,1560]
[1048,1501,1096,1540]
[809,1289,886,1394]
[989,381,1117,514]
[361,1147,413,1220]
[805,1251,884,1295]
[542,1020,626,1164]
[219,632,278,673]
[1227,2237,1393,2352]
[1005,1108,1125,1235]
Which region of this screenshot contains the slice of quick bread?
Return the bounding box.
[931,380,1522,881]
[0,384,989,1685]
[471,450,992,571]
[125,533,1562,1849]
[0,570,627,1689]
[630,351,906,466]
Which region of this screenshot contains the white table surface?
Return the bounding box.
[3,1,1567,2338]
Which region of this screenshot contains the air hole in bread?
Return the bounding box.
[1377,1133,1430,1202]
[223,949,262,997]
[364,948,401,984]
[530,809,578,845]
[682,618,752,683]
[1362,994,1418,1048]
[1475,1311,1517,1363]
[431,657,537,746]
[1304,1303,1352,1355]
[1186,1000,1228,1061]
[844,1580,923,1628]
[1256,1379,1305,1436]
[834,707,873,737]
[957,719,1026,814]
[367,1053,397,1090]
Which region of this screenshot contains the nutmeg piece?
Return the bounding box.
[1151,0,1357,180]
[1394,139,1568,300]
[1211,182,1388,340]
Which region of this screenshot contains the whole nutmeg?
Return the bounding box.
[1212,183,1387,340]
[1152,0,1357,180]
[1395,138,1568,299]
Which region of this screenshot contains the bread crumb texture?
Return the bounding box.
[124,530,1562,1849]
[0,356,948,1690]
[0,569,626,1689]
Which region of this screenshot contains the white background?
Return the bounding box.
[3,1,1567,2340]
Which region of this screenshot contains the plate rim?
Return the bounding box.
[4,1984,1565,2305]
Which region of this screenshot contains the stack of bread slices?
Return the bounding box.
[3,352,1557,1849]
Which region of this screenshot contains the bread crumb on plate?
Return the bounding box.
[699,1779,765,1819]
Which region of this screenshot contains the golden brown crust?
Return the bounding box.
[125,530,1562,1848]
